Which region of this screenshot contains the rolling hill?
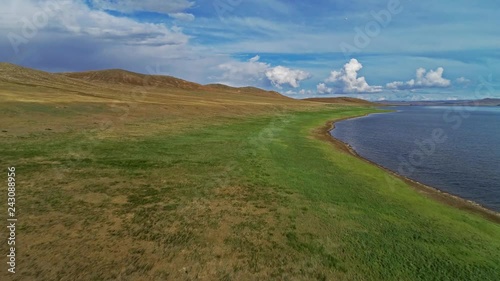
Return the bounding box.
[0,62,315,136]
[0,63,299,105]
[62,69,204,90]
[304,97,378,106]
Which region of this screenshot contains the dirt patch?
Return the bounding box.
[111,195,128,204]
[74,192,109,204]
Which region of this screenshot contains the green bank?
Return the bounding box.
[1,105,499,280]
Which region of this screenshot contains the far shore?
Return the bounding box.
[316,113,500,224]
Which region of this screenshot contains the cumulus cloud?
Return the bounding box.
[90,0,194,14]
[217,55,270,86]
[265,66,310,88]
[316,83,333,94]
[217,55,310,88]
[324,59,382,93]
[386,67,451,90]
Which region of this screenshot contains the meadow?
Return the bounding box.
[0,64,499,280]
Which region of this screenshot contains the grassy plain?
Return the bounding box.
[0,64,499,280]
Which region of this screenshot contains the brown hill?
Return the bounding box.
[62,69,203,90]
[303,97,378,106]
[204,84,290,99]
[0,62,117,103]
[0,62,98,89]
[1,62,318,136]
[0,63,302,107]
[204,83,235,90]
[62,69,292,100]
[0,63,298,104]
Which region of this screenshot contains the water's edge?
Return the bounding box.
[324,111,500,223]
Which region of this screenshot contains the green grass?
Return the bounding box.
[1,105,499,280]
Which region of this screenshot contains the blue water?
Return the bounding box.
[331,106,500,212]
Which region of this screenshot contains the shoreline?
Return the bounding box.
[315,112,500,224]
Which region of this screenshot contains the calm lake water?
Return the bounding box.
[331,106,500,212]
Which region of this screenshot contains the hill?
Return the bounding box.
[0,63,298,106]
[62,69,292,100]
[0,62,101,90]
[62,69,204,90]
[304,97,378,106]
[0,62,313,135]
[205,84,290,99]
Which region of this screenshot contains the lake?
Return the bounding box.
[331,106,500,212]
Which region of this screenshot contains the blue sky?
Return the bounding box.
[1,0,499,100]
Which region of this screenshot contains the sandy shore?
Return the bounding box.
[315,114,500,224]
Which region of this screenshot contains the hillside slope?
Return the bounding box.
[0,63,299,105]
[304,97,378,106]
[62,69,204,90]
[0,63,316,135]
[0,62,104,91]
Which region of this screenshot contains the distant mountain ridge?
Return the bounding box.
[379,99,500,106]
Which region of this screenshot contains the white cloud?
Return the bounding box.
[71,11,189,46]
[90,0,194,14]
[217,56,310,88]
[249,55,260,63]
[282,89,314,96]
[265,66,310,88]
[316,83,333,94]
[217,55,270,86]
[168,12,195,22]
[0,0,221,84]
[2,0,189,47]
[323,59,382,93]
[456,77,471,84]
[387,67,451,90]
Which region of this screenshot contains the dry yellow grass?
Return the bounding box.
[0,63,321,137]
[3,64,497,281]
[0,63,329,280]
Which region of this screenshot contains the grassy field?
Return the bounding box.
[1,102,499,280]
[1,64,499,280]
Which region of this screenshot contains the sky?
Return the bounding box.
[1,0,499,101]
